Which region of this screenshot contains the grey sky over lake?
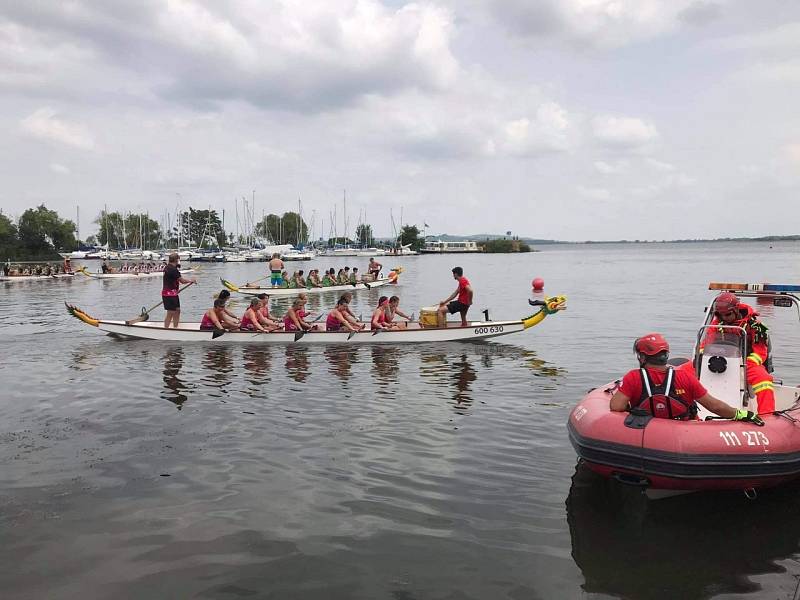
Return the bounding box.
[0,1,798,241]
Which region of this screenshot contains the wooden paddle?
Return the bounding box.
[126,281,195,325]
[292,313,325,342]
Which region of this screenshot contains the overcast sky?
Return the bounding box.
[0,1,798,241]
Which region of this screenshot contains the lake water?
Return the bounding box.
[2,242,800,599]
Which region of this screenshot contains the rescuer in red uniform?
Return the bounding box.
[703,292,775,414]
[610,333,764,424]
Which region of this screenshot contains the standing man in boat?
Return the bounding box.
[704,292,775,414]
[268,253,284,288]
[610,333,763,424]
[367,257,382,281]
[437,266,473,327]
[163,253,196,328]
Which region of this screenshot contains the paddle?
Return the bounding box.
[126,281,195,325]
[245,273,270,287]
[292,313,325,342]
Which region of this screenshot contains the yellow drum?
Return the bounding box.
[419,305,439,328]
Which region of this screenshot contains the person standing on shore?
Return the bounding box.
[163,253,196,328]
[437,266,473,327]
[268,253,284,288]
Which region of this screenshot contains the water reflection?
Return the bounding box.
[567,463,800,599]
[162,347,189,409]
[324,346,360,382]
[451,354,477,408]
[242,347,272,384]
[371,346,400,383]
[419,350,477,410]
[284,346,310,382]
[201,346,234,394]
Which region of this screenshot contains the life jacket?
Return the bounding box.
[631,367,697,421]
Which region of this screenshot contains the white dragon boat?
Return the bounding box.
[78,267,196,280]
[1,273,78,282]
[221,268,402,297]
[65,296,566,344]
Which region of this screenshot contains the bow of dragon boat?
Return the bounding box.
[64,295,566,344]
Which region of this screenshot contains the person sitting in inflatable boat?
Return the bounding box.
[609,332,764,425]
[702,291,775,414]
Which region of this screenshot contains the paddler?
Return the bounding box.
[63,257,73,274]
[322,268,336,286]
[255,293,282,330]
[200,298,238,331]
[610,333,764,424]
[268,253,284,288]
[371,296,392,330]
[215,289,242,328]
[162,253,197,328]
[338,292,360,326]
[327,297,364,333]
[240,297,271,333]
[387,295,412,329]
[284,297,320,332]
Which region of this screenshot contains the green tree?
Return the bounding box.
[255,212,309,245]
[0,212,18,259]
[95,211,163,249]
[355,223,373,247]
[173,208,225,248]
[399,224,424,251]
[17,205,76,258]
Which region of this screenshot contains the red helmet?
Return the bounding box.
[633,333,670,356]
[713,292,739,315]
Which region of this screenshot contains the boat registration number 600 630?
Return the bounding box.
[474,325,504,335]
[719,431,770,447]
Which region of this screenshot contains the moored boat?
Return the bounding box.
[568,282,800,494]
[65,296,566,344]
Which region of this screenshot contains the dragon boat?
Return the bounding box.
[64,295,566,344]
[568,282,800,496]
[1,273,77,282]
[221,268,402,297]
[78,267,196,280]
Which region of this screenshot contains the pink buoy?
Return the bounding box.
[531,277,544,292]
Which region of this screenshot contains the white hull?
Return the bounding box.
[229,277,395,296]
[1,273,77,282]
[95,319,525,344]
[81,268,196,280]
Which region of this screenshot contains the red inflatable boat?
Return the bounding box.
[569,283,800,493]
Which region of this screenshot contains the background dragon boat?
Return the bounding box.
[78,267,197,280]
[221,267,402,297]
[1,273,77,282]
[568,282,800,495]
[65,295,566,344]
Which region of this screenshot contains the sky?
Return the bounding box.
[0,0,798,242]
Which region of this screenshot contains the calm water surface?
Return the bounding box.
[2,242,800,599]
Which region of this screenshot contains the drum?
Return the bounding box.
[419,305,439,328]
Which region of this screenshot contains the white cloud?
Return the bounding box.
[20,107,95,150]
[592,115,659,151]
[2,1,460,112]
[479,0,722,48]
[645,158,675,171]
[577,185,611,201]
[49,163,70,174]
[594,160,628,174]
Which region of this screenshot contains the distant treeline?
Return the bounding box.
[479,239,531,253]
[1,205,76,261]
